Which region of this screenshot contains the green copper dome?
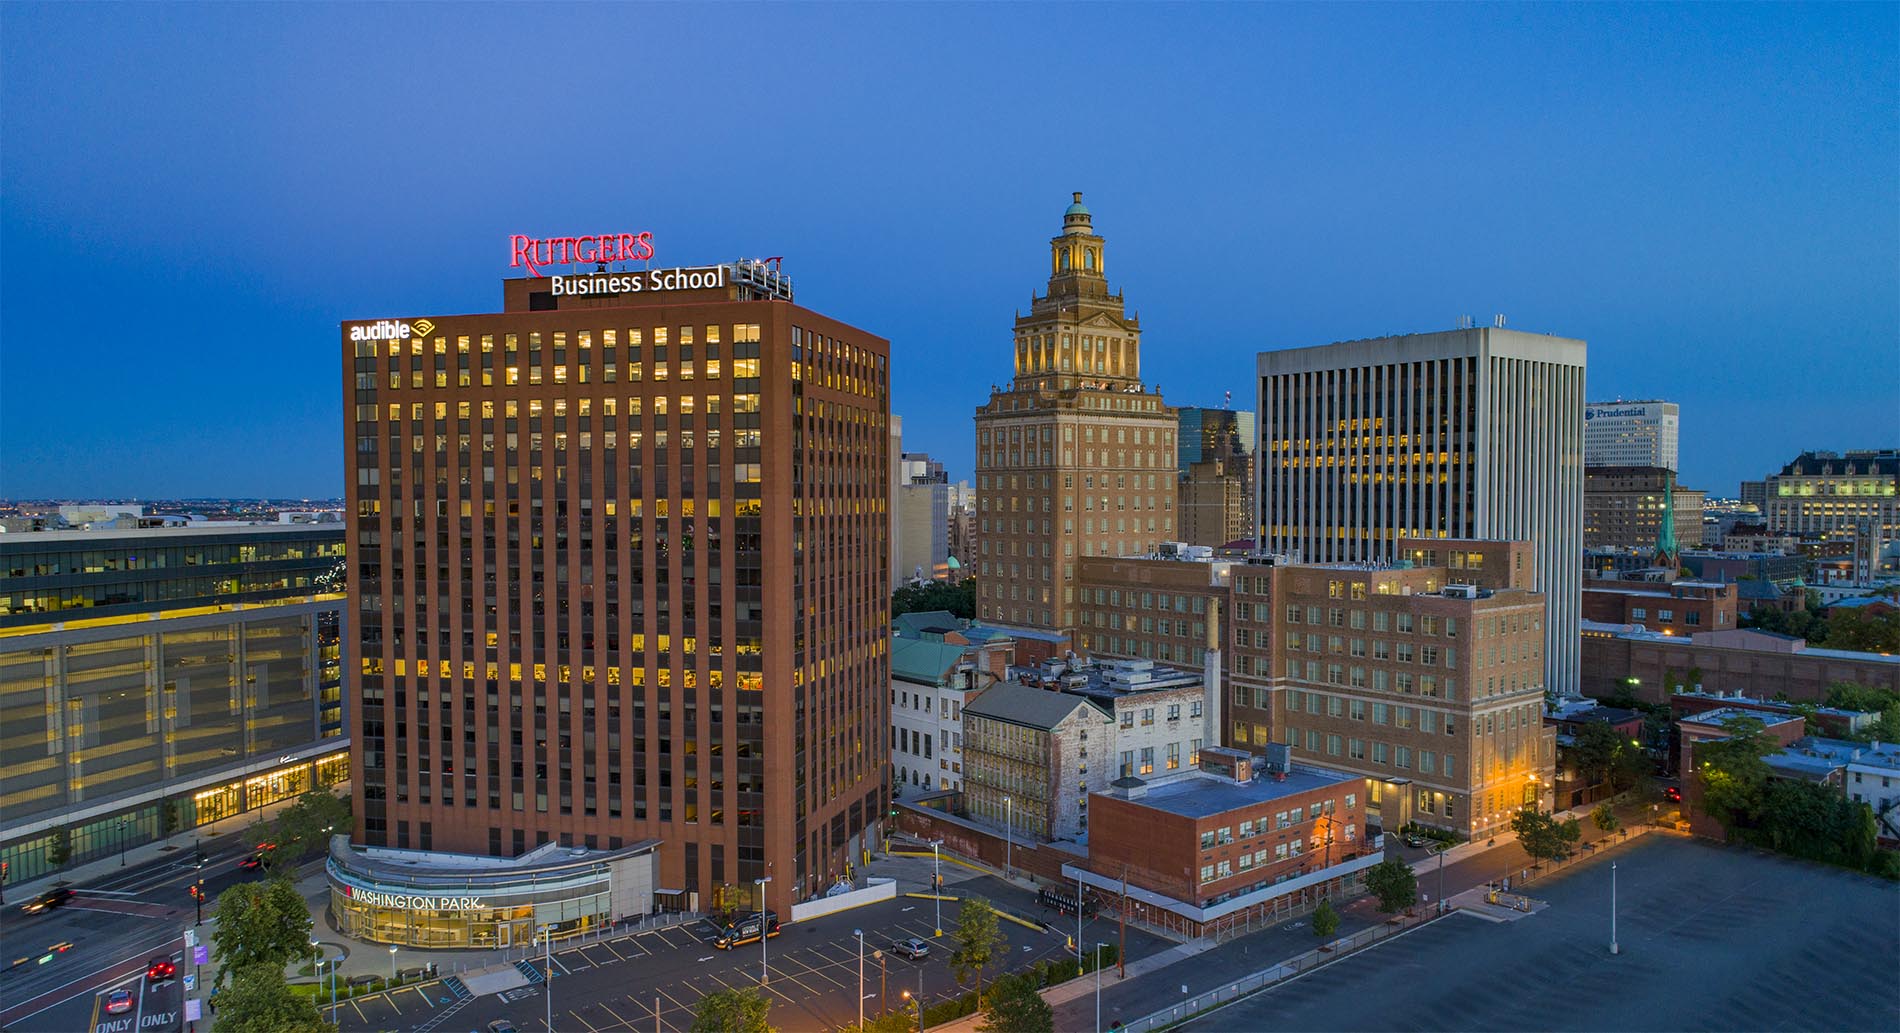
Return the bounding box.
[1064,191,1090,217]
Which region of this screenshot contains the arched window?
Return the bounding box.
[1060,249,1071,271]
[1084,248,1096,270]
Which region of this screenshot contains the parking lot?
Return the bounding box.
[1182,836,1900,1033]
[338,878,1140,1033]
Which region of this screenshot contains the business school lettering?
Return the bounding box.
[356,889,485,911]
[550,265,728,297]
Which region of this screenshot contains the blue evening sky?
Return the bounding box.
[3,2,1894,499]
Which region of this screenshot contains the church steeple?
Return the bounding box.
[1654,474,1680,570]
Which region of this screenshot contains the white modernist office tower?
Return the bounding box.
[1256,327,1587,695]
[1584,400,1680,471]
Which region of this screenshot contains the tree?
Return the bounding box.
[1821,682,1900,744]
[1591,802,1621,835]
[845,1010,923,1033]
[212,877,314,988]
[977,973,1054,1033]
[1571,721,1624,788]
[1694,714,1775,835]
[214,963,332,1033]
[892,578,976,619]
[1511,807,1582,864]
[1311,898,1340,938]
[1362,858,1417,914]
[263,790,352,870]
[948,896,1006,1002]
[690,987,773,1033]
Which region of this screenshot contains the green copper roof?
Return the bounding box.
[1064,191,1089,217]
[1655,476,1680,564]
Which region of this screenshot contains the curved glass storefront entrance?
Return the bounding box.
[326,836,659,948]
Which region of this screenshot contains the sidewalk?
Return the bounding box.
[6,788,336,904]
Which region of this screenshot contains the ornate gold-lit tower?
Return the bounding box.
[975,193,1178,631]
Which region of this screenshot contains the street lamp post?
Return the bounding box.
[389,945,398,982]
[541,924,554,1033]
[755,875,773,986]
[1003,796,1013,880]
[1094,942,1108,1033]
[1609,862,1619,955]
[930,841,943,937]
[855,928,866,1030]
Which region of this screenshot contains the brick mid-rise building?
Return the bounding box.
[1075,549,1235,672]
[1088,747,1365,909]
[1227,538,1555,839]
[1580,579,1737,634]
[342,258,889,913]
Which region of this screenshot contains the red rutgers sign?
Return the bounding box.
[509,233,655,277]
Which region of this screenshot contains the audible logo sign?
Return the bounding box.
[348,319,438,343]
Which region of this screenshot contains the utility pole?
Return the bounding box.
[1076,872,1085,960]
[1117,865,1128,979]
[1436,845,1446,915]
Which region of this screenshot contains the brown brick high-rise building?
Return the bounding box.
[342,257,889,913]
[975,194,1177,631]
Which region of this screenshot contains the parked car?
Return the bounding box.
[105,990,135,1015]
[1401,833,1427,848]
[146,956,176,982]
[21,888,74,914]
[890,938,930,960]
[488,1020,520,1033]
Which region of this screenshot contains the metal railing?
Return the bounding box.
[1114,910,1444,1032]
[1488,820,1661,893]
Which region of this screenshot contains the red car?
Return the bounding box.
[1663,786,1682,803]
[146,956,176,982]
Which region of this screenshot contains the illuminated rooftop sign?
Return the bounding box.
[509,232,655,277]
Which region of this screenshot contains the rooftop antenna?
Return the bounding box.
[1494,313,1507,328]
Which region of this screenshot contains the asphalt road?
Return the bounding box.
[1183,835,1900,1033]
[0,830,274,1033]
[78,951,185,1033]
[343,877,1158,1033]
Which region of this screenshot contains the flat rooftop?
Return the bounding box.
[1126,764,1358,819]
[0,523,342,544]
[1680,706,1802,731]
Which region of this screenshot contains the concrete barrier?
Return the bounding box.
[790,877,897,922]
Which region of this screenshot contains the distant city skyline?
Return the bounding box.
[4,3,1895,498]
